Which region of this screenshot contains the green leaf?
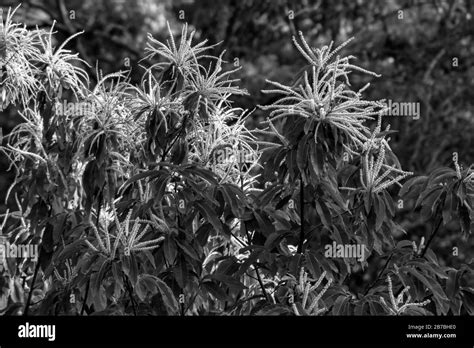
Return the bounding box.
[129,253,139,286]
[176,240,200,261]
[196,223,212,246]
[315,252,338,275]
[404,267,449,314]
[58,238,86,260]
[430,169,458,186]
[136,274,158,301]
[258,184,283,207]
[459,204,471,235]
[253,211,273,237]
[309,141,322,178]
[399,176,427,198]
[321,179,346,209]
[287,148,297,180]
[163,236,177,265]
[315,199,331,228]
[195,201,222,234]
[93,258,110,296]
[211,273,246,291]
[173,257,188,288]
[256,304,293,315]
[264,231,287,250]
[182,165,219,185]
[364,193,371,215]
[275,195,292,210]
[305,251,321,280]
[368,298,385,315]
[155,277,179,315]
[296,134,309,174]
[442,192,454,225]
[237,249,263,276]
[332,295,349,315]
[201,280,230,302]
[382,190,395,216]
[460,289,474,315]
[142,249,156,269]
[446,270,460,298]
[456,182,467,203]
[354,300,367,315]
[374,195,386,231]
[120,169,166,194]
[410,260,448,280]
[219,184,244,217]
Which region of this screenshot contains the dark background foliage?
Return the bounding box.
[0,0,472,296]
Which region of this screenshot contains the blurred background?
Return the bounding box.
[0,0,473,267]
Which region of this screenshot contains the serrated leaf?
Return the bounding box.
[196,201,222,234]
[162,236,177,265]
[211,273,246,291]
[410,260,448,280]
[219,184,244,217]
[173,257,187,289]
[296,134,309,174]
[405,267,449,314]
[374,195,386,231]
[446,270,459,299]
[305,251,321,280]
[203,280,231,302]
[332,295,349,315]
[399,176,427,198]
[315,199,332,228]
[155,277,179,314]
[176,240,200,261]
[257,304,293,316]
[93,259,110,296]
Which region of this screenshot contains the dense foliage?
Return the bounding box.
[0,3,472,316]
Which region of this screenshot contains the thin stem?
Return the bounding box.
[80,278,90,315]
[420,214,443,258]
[363,252,393,296]
[242,221,269,303]
[184,291,199,314]
[297,177,305,254]
[237,140,269,303]
[23,69,50,316]
[123,274,137,316]
[24,251,42,316]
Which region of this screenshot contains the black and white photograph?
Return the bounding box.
[0,0,472,346]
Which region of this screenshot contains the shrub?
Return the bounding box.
[0,6,472,316]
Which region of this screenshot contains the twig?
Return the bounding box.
[80,278,90,315]
[420,215,443,258]
[123,274,137,316]
[237,143,270,303]
[242,220,269,303]
[297,177,305,254]
[363,252,393,296]
[24,251,42,316]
